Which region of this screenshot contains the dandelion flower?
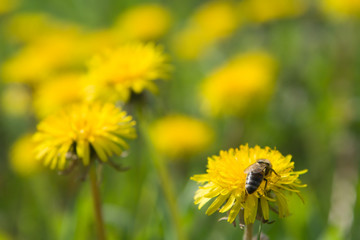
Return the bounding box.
[85,42,169,102]
[3,12,79,43]
[1,28,84,84]
[1,84,31,117]
[9,134,41,176]
[33,102,136,170]
[113,4,172,41]
[0,0,18,15]
[191,144,307,224]
[240,0,307,23]
[32,72,85,118]
[150,115,213,158]
[320,0,360,19]
[201,51,277,116]
[173,1,239,60]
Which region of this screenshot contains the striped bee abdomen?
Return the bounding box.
[245,172,264,194]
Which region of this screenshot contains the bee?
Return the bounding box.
[244,159,278,194]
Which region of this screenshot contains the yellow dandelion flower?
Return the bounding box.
[1,28,84,84]
[240,0,307,23]
[85,42,169,102]
[33,102,136,170]
[80,29,122,55]
[3,12,79,43]
[150,115,213,158]
[1,84,31,116]
[32,72,85,118]
[9,133,41,177]
[113,4,172,41]
[173,1,239,60]
[320,0,360,19]
[0,0,18,15]
[191,144,307,224]
[192,1,238,38]
[201,51,277,116]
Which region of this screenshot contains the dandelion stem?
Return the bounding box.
[153,152,186,240]
[137,110,186,240]
[89,164,107,240]
[244,223,253,240]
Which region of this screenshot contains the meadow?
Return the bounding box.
[1,0,360,239]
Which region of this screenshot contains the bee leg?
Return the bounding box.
[263,178,268,192]
[271,168,279,176]
[242,190,249,203]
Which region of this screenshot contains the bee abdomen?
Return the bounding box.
[245,172,264,194]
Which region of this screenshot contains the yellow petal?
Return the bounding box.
[227,199,242,223]
[206,194,228,215]
[244,194,258,224]
[219,194,236,213]
[260,197,269,220]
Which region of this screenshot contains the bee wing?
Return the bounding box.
[244,163,266,173]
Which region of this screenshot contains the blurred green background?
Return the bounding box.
[1,0,360,239]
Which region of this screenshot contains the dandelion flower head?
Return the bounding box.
[32,72,85,118]
[191,144,307,224]
[150,115,213,158]
[85,42,169,102]
[3,12,79,43]
[320,0,360,19]
[240,0,307,23]
[113,4,172,41]
[10,134,40,177]
[201,51,277,116]
[1,28,84,84]
[1,84,31,117]
[173,1,239,60]
[33,102,136,170]
[0,0,18,15]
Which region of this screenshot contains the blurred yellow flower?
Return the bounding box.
[1,84,31,116]
[85,42,169,102]
[0,0,18,15]
[150,115,213,158]
[240,0,307,23]
[191,144,307,224]
[32,73,85,118]
[33,102,136,170]
[1,28,84,84]
[113,4,172,41]
[81,29,122,55]
[3,12,79,43]
[173,1,239,60]
[9,134,40,176]
[201,51,277,116]
[320,0,360,18]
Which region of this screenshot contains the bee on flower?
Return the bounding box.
[191,144,307,225]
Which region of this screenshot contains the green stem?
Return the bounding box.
[138,115,186,240]
[244,223,253,240]
[257,222,262,240]
[153,152,186,240]
[89,164,107,240]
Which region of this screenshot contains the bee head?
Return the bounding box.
[256,159,272,175]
